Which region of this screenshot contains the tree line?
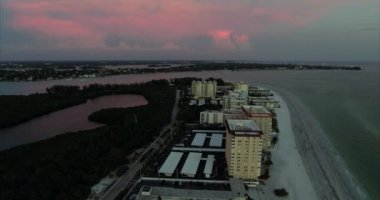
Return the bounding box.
[0,80,176,200]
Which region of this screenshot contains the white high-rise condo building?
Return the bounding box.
[225,119,263,187]
[234,82,249,93]
[223,90,248,110]
[241,105,272,150]
[191,80,217,99]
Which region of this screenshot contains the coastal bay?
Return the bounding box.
[0,94,147,151]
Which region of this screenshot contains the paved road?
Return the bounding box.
[99,90,180,200]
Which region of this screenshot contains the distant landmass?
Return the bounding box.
[0,61,361,81]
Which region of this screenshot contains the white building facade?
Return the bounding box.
[234,82,249,93]
[223,90,248,110]
[191,80,217,99]
[200,110,224,124]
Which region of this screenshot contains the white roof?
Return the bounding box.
[192,129,225,133]
[159,151,183,175]
[180,152,202,176]
[203,155,215,175]
[191,133,206,146]
[227,119,261,132]
[172,147,225,152]
[242,105,271,114]
[209,134,223,147]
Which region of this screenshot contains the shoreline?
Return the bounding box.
[257,91,318,200]
[269,87,365,200]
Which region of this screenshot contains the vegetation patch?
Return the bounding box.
[0,80,175,200]
[274,188,289,197]
[0,92,86,128]
[271,136,279,146]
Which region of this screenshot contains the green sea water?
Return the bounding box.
[194,63,379,199]
[235,64,380,199]
[285,67,380,200]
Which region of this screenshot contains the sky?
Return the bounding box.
[0,0,379,61]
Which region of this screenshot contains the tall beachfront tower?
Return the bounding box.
[234,81,249,93]
[241,105,272,151]
[191,80,217,99]
[225,119,263,186]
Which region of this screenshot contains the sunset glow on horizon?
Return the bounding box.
[0,0,379,61]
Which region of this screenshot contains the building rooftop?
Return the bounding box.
[242,105,272,115]
[172,147,225,152]
[223,109,243,114]
[192,129,225,133]
[209,134,223,147]
[226,119,262,136]
[175,130,226,151]
[192,80,217,84]
[227,119,261,131]
[191,133,207,146]
[227,90,248,98]
[236,81,248,84]
[249,86,270,90]
[180,152,202,177]
[158,151,183,176]
[203,154,215,176]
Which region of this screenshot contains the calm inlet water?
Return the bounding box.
[0,95,147,151]
[0,63,379,199]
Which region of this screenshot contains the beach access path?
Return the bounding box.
[258,88,362,200]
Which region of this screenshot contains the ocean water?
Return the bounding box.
[0,63,379,199]
[233,65,380,199]
[220,64,380,199]
[278,66,380,200]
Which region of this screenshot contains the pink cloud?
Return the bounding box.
[208,30,250,50]
[209,30,232,40]
[231,33,249,49]
[3,0,357,52]
[208,30,233,50]
[12,16,92,38]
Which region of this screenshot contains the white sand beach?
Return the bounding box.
[251,88,363,200]
[251,92,318,200]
